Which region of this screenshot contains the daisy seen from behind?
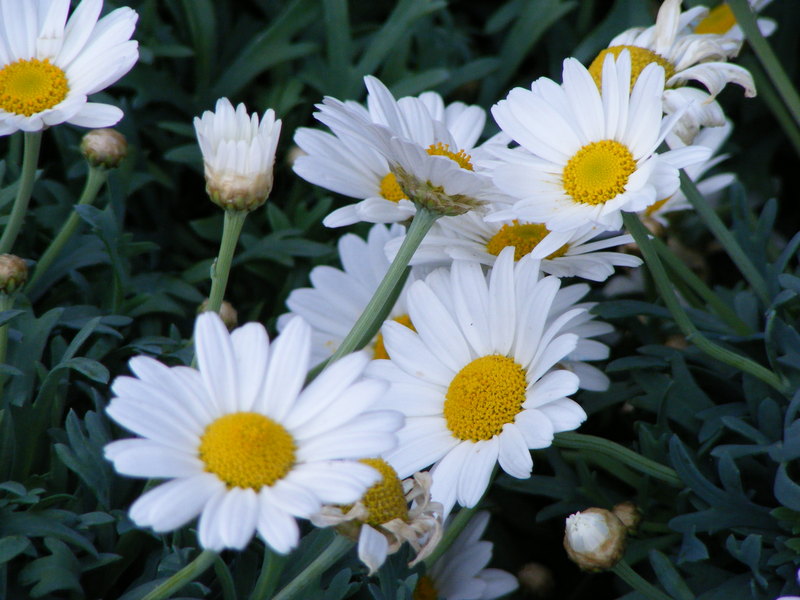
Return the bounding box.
[368,248,587,514]
[193,97,282,212]
[0,0,139,135]
[104,312,403,553]
[491,51,711,233]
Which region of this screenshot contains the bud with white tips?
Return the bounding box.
[564,508,627,571]
[81,129,128,169]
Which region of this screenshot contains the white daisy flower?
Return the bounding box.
[311,460,442,575]
[368,248,587,514]
[413,511,518,600]
[312,76,498,221]
[194,97,282,211]
[104,312,403,553]
[386,210,642,283]
[278,223,416,367]
[693,0,777,43]
[491,51,712,233]
[0,0,138,135]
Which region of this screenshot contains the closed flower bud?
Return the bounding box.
[81,129,128,168]
[612,501,642,534]
[564,508,627,571]
[0,254,27,294]
[517,562,555,598]
[198,299,238,330]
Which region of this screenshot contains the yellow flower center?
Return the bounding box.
[695,4,736,34]
[444,354,527,441]
[426,142,474,170]
[486,220,570,261]
[413,575,439,600]
[358,458,409,526]
[562,140,636,206]
[588,45,675,91]
[380,172,408,202]
[0,58,69,117]
[199,412,296,489]
[373,314,416,360]
[645,196,671,216]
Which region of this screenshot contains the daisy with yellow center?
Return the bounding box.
[367,248,587,514]
[0,0,139,135]
[104,313,404,553]
[311,459,443,575]
[693,0,776,43]
[491,51,712,233]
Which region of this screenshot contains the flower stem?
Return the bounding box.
[679,171,770,306]
[249,544,287,600]
[141,549,217,600]
[554,432,682,488]
[623,211,788,394]
[206,209,248,314]
[612,559,676,600]
[269,535,354,600]
[26,165,109,291]
[0,292,14,392]
[423,505,478,568]
[0,131,43,254]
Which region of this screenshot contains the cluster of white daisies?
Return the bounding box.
[94,0,773,596]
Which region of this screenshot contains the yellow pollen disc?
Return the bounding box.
[486,220,569,261]
[562,140,636,206]
[426,142,474,170]
[199,412,296,489]
[444,354,527,442]
[588,45,675,91]
[645,196,671,216]
[373,314,415,360]
[357,458,409,526]
[695,4,736,34]
[0,58,69,117]
[380,172,408,202]
[413,575,439,600]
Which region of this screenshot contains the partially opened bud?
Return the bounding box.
[564,508,627,571]
[0,254,27,294]
[81,129,128,168]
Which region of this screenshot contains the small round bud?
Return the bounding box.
[564,508,627,571]
[612,501,642,534]
[198,299,238,330]
[0,254,28,294]
[285,145,306,168]
[517,562,554,598]
[81,129,128,168]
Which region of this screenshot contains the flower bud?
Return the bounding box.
[564,508,627,571]
[517,562,555,598]
[198,299,238,330]
[612,501,642,534]
[81,129,128,169]
[0,254,27,294]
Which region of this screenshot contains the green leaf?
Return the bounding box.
[0,535,31,564]
[649,549,696,600]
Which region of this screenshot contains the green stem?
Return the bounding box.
[728,0,800,131]
[214,555,238,600]
[0,131,43,254]
[141,549,217,600]
[0,292,14,392]
[623,211,788,394]
[650,235,752,336]
[423,505,478,568]
[249,545,287,600]
[680,171,770,306]
[554,432,682,488]
[26,165,109,290]
[612,559,676,600]
[206,209,248,314]
[270,535,353,600]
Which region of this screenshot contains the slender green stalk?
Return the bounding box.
[554,432,682,488]
[680,172,770,306]
[423,505,478,567]
[612,559,677,600]
[141,550,217,600]
[0,131,43,254]
[728,0,800,131]
[214,555,238,600]
[0,292,13,391]
[26,166,109,290]
[249,545,287,600]
[206,209,248,314]
[650,235,752,336]
[269,535,353,600]
[623,212,788,393]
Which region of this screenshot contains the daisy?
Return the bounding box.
[104,312,403,553]
[312,76,498,222]
[0,0,138,135]
[413,511,518,600]
[311,460,442,574]
[386,210,642,282]
[278,223,416,367]
[693,1,777,42]
[491,51,711,233]
[194,97,281,211]
[368,248,587,514]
